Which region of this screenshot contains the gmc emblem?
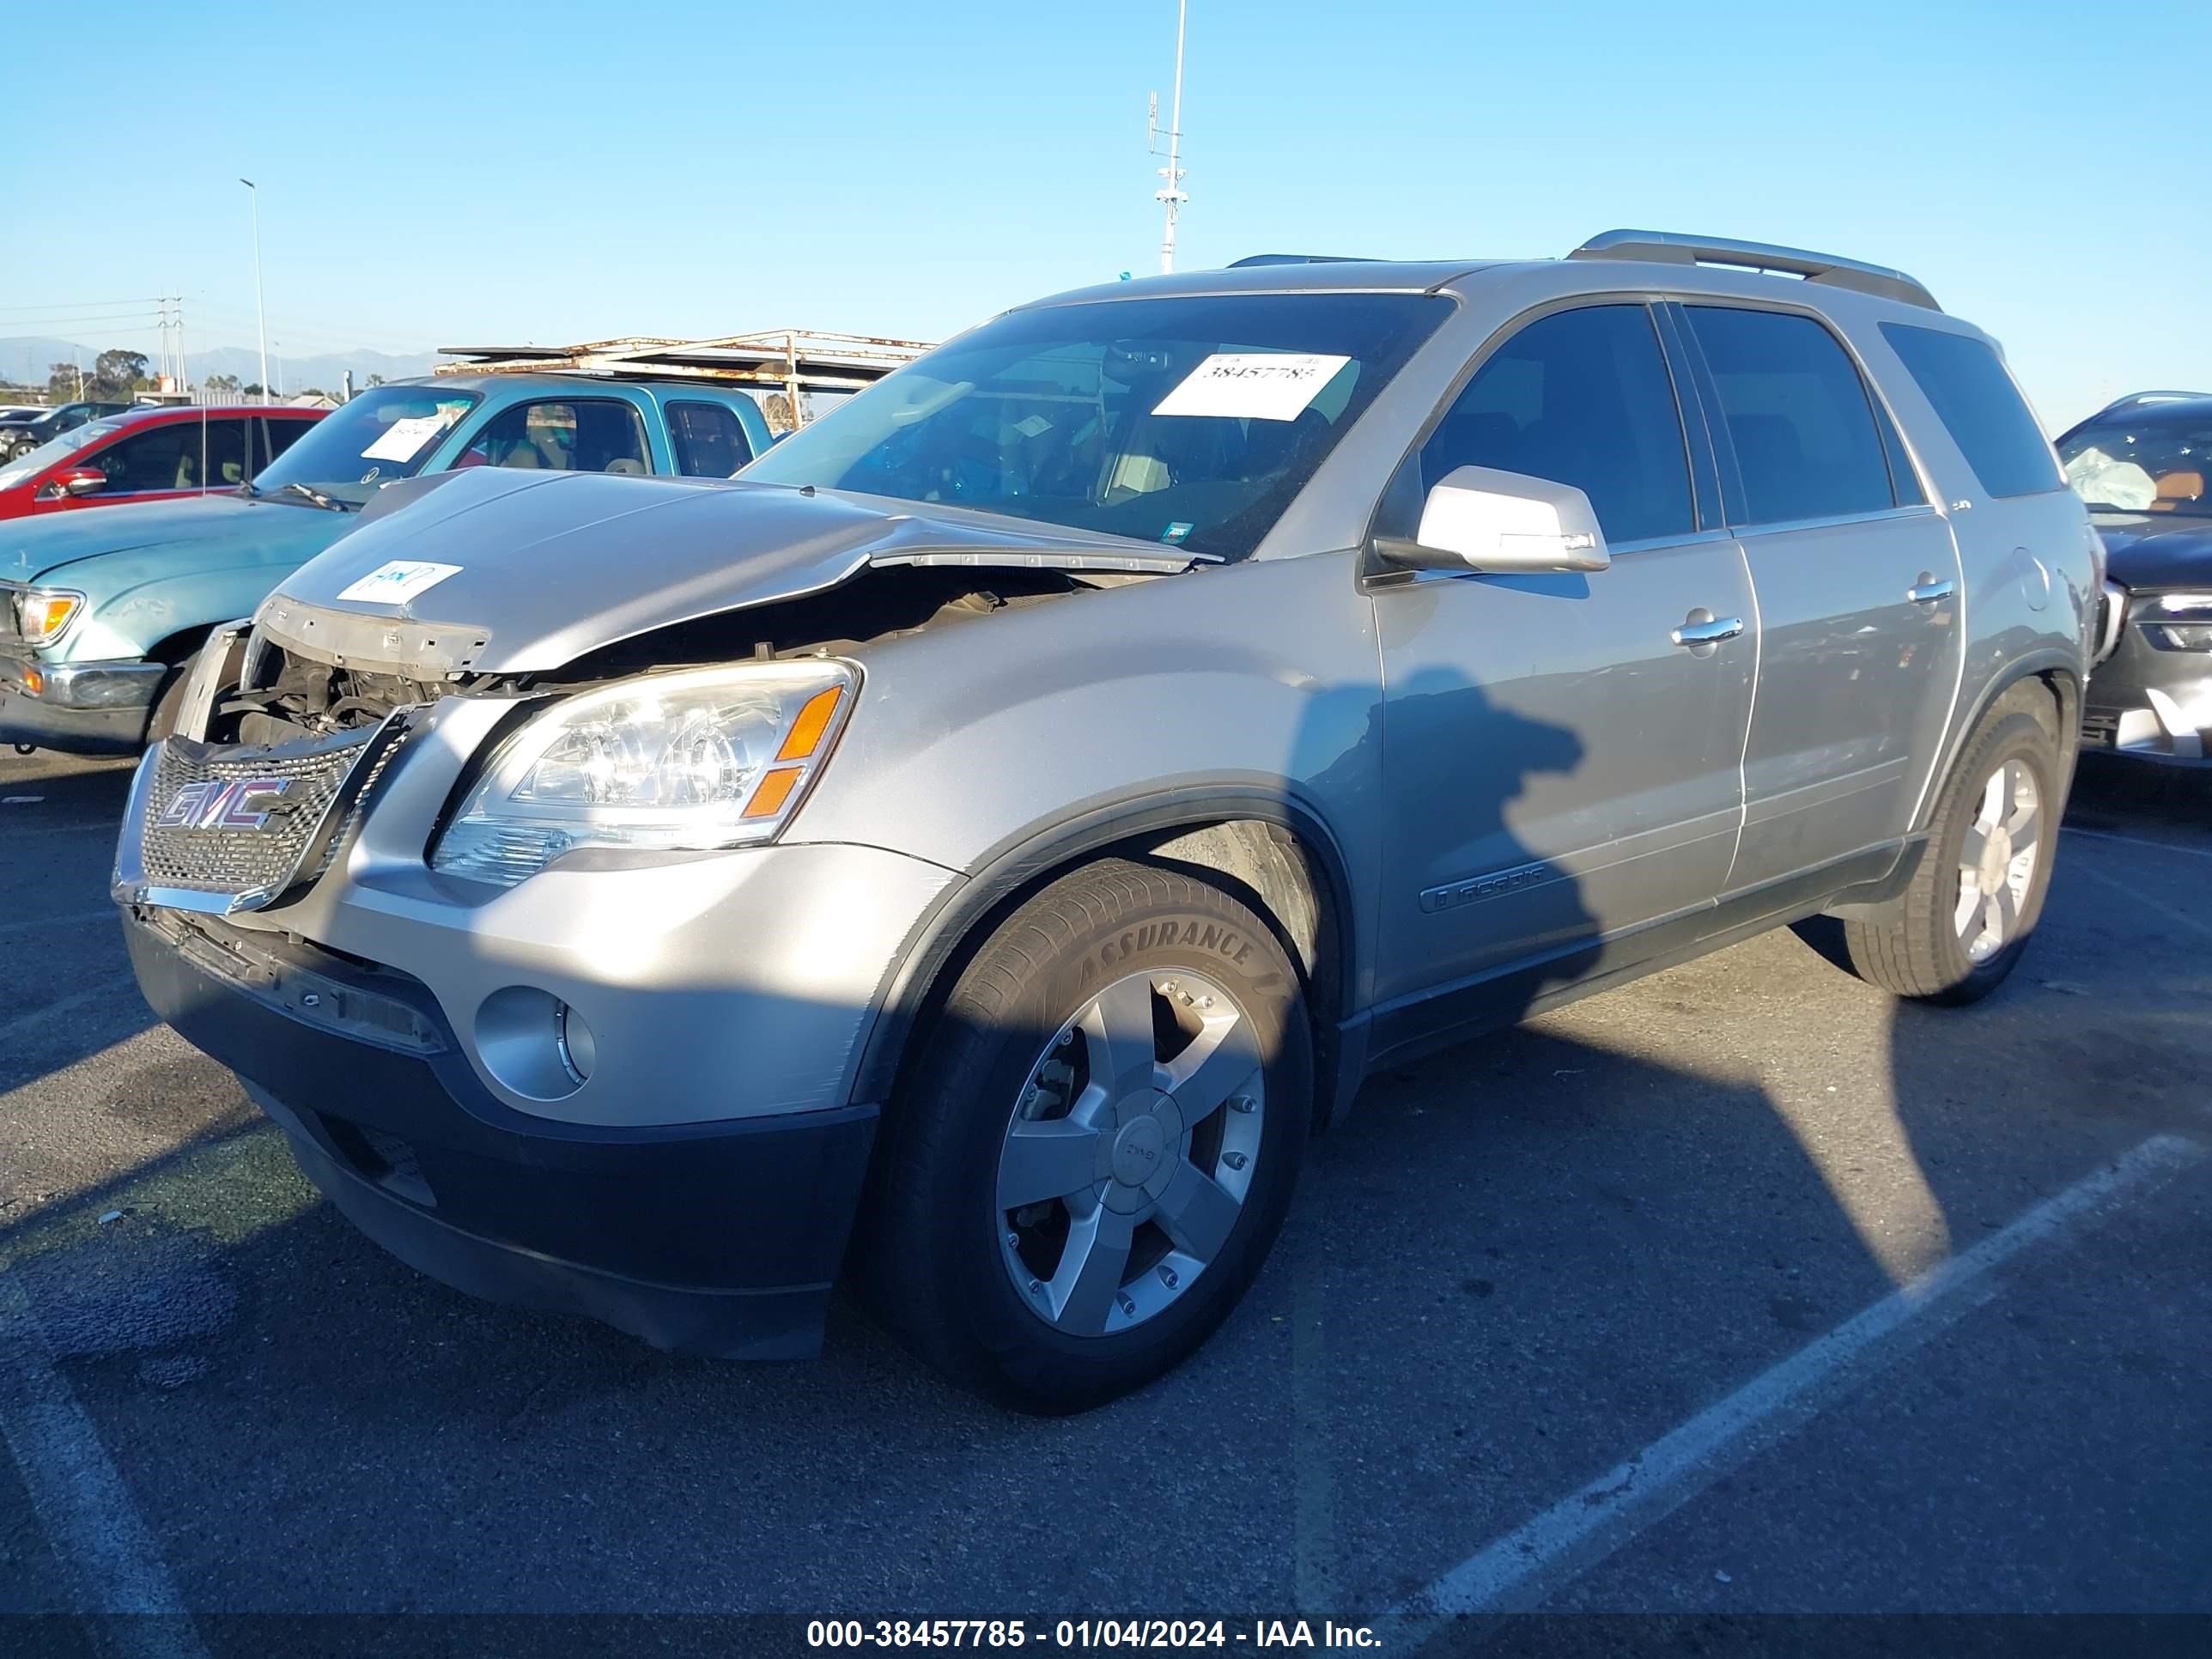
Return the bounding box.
[154,776,291,831]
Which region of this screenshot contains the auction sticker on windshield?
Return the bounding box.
[337,561,463,605]
[1152,352,1351,422]
[362,414,454,465]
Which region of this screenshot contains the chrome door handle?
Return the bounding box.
[1671,614,1745,647]
[1907,576,1956,605]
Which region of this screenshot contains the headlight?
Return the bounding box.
[13,588,85,645]
[2139,592,2212,653]
[430,660,856,887]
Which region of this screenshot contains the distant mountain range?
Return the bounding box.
[0,335,437,392]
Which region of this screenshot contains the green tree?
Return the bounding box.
[91,349,149,399]
[202,373,240,393]
[47,362,84,401]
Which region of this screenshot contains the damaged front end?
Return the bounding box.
[119,486,1182,920]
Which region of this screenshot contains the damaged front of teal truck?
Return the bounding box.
[0,374,771,754]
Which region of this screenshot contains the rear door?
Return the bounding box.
[1371,301,1755,1021]
[1673,303,1962,893]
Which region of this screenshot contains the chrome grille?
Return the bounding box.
[118,714,414,913]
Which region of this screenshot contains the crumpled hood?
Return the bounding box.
[261,466,1197,676]
[2096,514,2212,592]
[0,492,345,585]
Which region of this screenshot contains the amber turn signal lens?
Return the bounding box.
[15,592,82,643]
[775,686,843,762]
[742,765,803,818]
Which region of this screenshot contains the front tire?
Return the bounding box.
[862,858,1310,1413]
[1839,693,2062,1004]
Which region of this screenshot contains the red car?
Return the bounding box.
[0,404,325,520]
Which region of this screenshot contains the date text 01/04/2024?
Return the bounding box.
[805,1619,1382,1650]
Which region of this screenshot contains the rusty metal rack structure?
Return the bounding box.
[434,331,933,426]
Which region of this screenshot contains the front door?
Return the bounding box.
[1671,303,1964,894]
[1370,302,1755,1031]
[33,416,252,514]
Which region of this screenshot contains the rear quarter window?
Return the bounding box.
[1880,323,2061,499]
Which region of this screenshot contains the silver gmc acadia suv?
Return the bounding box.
[116,232,2100,1411]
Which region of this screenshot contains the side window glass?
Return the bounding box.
[89,425,193,493]
[261,416,312,471]
[198,417,248,489]
[456,400,651,474]
[1879,323,2062,500]
[668,401,753,477]
[1683,307,1894,525]
[1419,305,1694,545]
[1870,393,1923,506]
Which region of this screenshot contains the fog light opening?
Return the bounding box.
[475,986,590,1101]
[556,1000,597,1086]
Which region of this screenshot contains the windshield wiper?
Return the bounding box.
[276,482,353,513]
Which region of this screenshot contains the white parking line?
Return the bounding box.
[0,1273,207,1656]
[0,983,132,1048]
[1379,1133,2203,1639]
[2063,824,2212,861]
[0,908,118,941]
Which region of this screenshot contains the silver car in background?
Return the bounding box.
[114,232,2099,1411]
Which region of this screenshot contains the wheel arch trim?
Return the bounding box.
[848,781,1362,1111]
[1915,652,2081,835]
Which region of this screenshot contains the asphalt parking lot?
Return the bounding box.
[2,747,2207,1651]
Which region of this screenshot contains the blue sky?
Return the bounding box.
[9,0,2206,426]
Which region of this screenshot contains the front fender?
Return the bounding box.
[56,548,337,661]
[794,550,1385,1103]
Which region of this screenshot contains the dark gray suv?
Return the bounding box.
[115,231,2099,1410]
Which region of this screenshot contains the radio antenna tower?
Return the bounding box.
[1149,1,1188,273]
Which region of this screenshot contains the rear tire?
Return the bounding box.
[860,858,1310,1413]
[1838,695,2061,1004]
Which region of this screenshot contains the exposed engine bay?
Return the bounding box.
[210,563,1117,746]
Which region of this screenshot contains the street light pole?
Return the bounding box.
[240,178,270,398]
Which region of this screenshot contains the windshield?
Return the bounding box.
[2060,411,2211,518]
[251,384,481,506]
[741,292,1450,560]
[0,419,127,491]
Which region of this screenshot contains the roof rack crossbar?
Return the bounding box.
[1568,229,1941,312]
[432,330,935,411]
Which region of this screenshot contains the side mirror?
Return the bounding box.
[39,467,107,501]
[1380,465,1610,574]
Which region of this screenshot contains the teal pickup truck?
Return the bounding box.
[0,374,770,754]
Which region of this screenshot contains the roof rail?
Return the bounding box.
[434,330,934,422]
[2089,389,2211,418]
[1568,229,1941,312]
[1226,253,1377,267]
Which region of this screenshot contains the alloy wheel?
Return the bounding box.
[1954,757,2041,963]
[995,968,1265,1336]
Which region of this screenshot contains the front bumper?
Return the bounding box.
[2083,599,2212,765]
[117,701,959,1127]
[125,909,878,1359]
[0,653,165,753]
